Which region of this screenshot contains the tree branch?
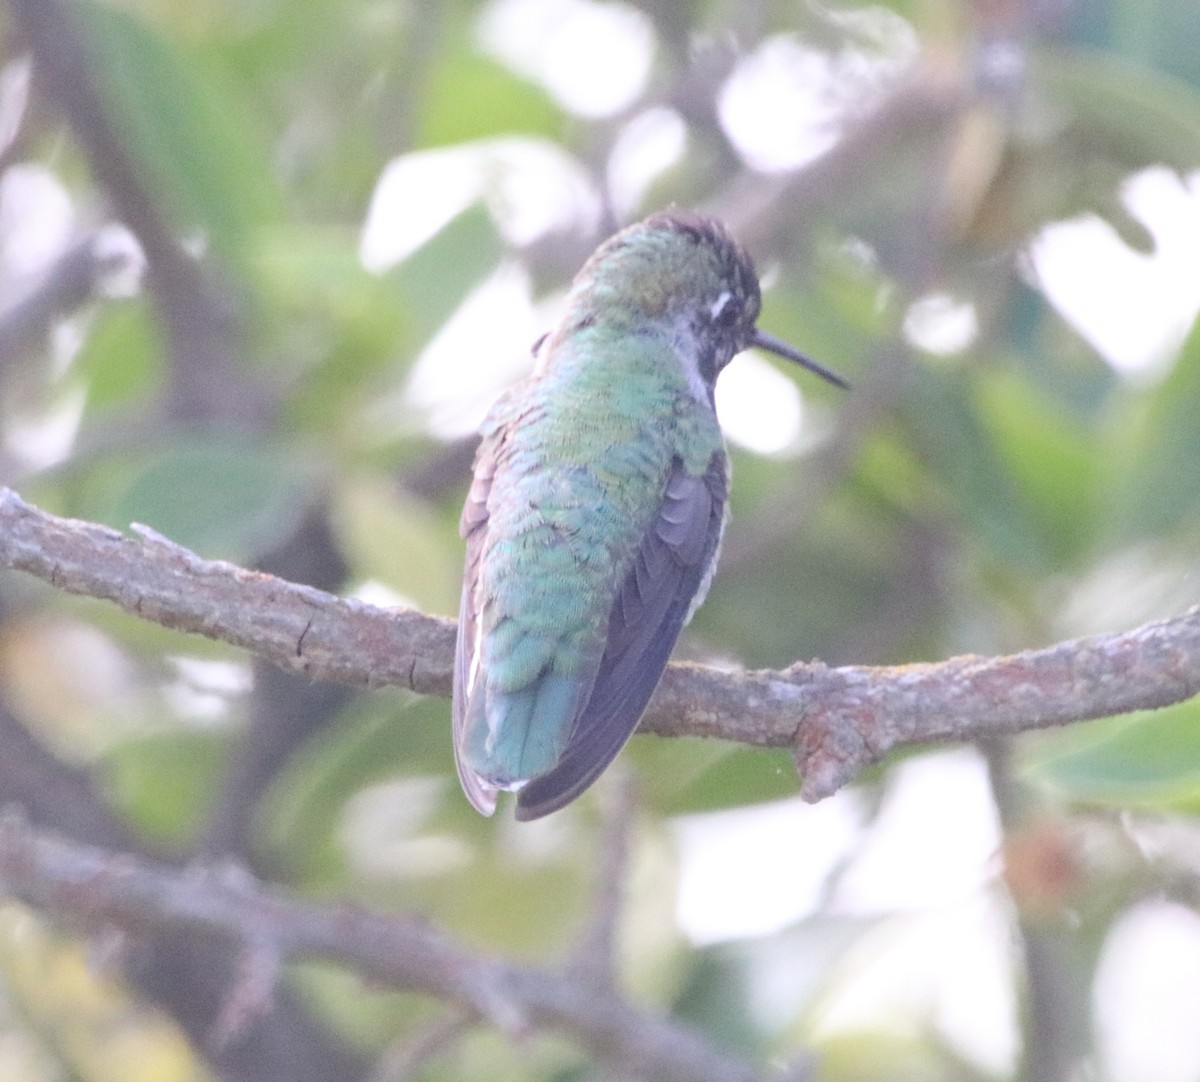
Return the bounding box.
[0,815,760,1082]
[0,235,114,373]
[3,486,1199,802]
[0,486,455,693]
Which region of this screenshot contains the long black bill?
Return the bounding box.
[751,329,851,390]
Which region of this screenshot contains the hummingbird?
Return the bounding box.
[453,210,848,820]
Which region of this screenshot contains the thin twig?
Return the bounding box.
[570,768,639,991]
[983,742,1084,1082]
[210,933,283,1049]
[0,235,111,371]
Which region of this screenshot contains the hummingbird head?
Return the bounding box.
[561,210,849,394]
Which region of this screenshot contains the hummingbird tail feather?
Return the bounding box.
[459,670,595,791]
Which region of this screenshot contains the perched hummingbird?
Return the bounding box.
[453,210,847,820]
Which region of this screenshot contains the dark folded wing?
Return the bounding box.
[452,433,500,815]
[515,453,728,820]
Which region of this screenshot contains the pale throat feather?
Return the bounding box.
[670,315,716,406]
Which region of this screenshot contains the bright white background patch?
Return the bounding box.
[718,14,917,174]
[1094,901,1200,1082]
[675,749,1018,1075]
[606,107,687,219]
[0,163,73,280]
[360,138,598,271]
[904,292,979,356]
[477,0,655,118]
[715,352,804,454]
[1029,167,1200,376]
[389,262,549,440]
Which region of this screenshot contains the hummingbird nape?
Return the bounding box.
[452,210,848,820]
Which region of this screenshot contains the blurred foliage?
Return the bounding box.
[3,0,1200,1079]
[0,905,210,1082]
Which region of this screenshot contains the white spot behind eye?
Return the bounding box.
[710,290,732,320]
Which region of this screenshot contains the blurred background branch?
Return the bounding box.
[0,814,766,1082]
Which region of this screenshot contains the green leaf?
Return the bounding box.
[631,740,803,815]
[254,224,412,432]
[1108,312,1200,542]
[77,1,279,266]
[72,438,318,564]
[964,46,1200,249]
[286,963,435,1054]
[1036,46,1200,184]
[265,207,503,438]
[1072,0,1200,92]
[1036,46,1200,163]
[417,50,563,147]
[976,367,1101,564]
[1025,700,1200,807]
[73,300,164,410]
[388,203,505,346]
[902,367,1048,572]
[673,950,762,1057]
[333,476,462,616]
[104,731,228,846]
[261,695,453,885]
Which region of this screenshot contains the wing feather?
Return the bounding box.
[515,454,728,820]
[452,434,502,815]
